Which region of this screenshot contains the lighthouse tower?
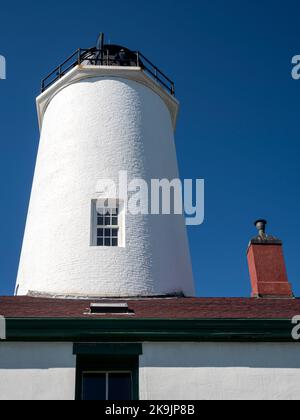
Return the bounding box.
[16,35,195,298]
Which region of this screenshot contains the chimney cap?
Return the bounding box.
[254,219,268,237]
[249,219,282,246]
[254,219,267,229]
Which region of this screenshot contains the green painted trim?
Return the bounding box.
[73,343,143,356]
[3,318,298,342]
[75,356,140,401]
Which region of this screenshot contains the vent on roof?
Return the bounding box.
[90,303,133,315]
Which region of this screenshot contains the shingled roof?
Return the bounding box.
[0,296,300,319]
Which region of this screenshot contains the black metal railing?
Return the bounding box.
[41,48,175,96]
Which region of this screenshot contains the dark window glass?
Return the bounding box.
[97,228,104,237]
[108,373,132,401]
[112,238,118,247]
[82,373,106,401]
[105,238,111,247]
[81,372,132,401]
[97,216,104,226]
[112,217,118,226]
[97,238,103,246]
[112,229,118,237]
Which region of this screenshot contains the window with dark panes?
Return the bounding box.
[81,371,132,401]
[96,206,119,247]
[75,347,141,401]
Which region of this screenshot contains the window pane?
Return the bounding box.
[97,228,104,237]
[104,229,111,237]
[112,238,118,247]
[105,217,111,226]
[108,373,132,401]
[97,238,104,246]
[82,373,106,401]
[105,238,111,247]
[112,229,118,237]
[97,216,104,226]
[112,217,118,226]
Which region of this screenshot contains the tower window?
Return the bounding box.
[97,207,119,247]
[91,200,124,247]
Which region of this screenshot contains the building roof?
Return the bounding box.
[0,296,300,319]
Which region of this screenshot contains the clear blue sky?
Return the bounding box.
[0,0,299,297]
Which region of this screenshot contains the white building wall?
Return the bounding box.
[0,341,299,400]
[139,342,300,400]
[16,75,195,298]
[0,343,75,400]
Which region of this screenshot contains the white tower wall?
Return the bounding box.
[16,68,195,297]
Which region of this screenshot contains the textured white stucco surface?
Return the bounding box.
[16,75,195,297]
[139,342,300,400]
[0,342,299,400]
[0,343,75,400]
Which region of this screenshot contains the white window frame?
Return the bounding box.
[91,199,125,247]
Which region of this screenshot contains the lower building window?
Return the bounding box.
[75,349,141,401]
[82,372,132,401]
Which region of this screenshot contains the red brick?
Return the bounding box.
[247,243,293,298]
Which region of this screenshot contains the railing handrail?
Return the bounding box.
[137,51,174,85]
[41,48,175,97]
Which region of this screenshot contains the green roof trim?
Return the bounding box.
[3,318,299,342]
[73,343,143,356]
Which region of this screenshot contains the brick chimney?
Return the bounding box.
[247,220,293,298]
